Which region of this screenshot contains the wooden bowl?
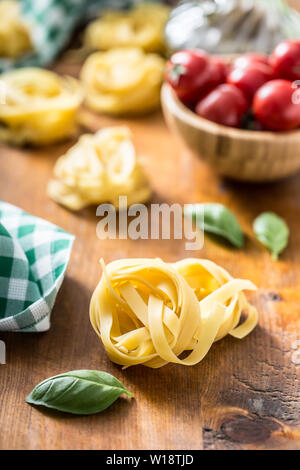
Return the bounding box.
[161,83,300,182]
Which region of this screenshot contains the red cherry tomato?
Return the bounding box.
[253,79,300,131]
[197,56,228,98]
[270,40,300,81]
[165,50,211,104]
[209,57,228,85]
[196,84,249,127]
[233,53,269,69]
[227,63,274,101]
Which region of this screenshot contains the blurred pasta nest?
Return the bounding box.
[90,258,259,369]
[0,0,32,59]
[80,48,165,115]
[84,2,170,54]
[0,68,83,145]
[48,126,151,210]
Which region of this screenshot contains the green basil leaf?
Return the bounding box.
[185,203,244,248]
[253,212,289,260]
[26,370,132,415]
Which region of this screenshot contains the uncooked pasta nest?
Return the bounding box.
[80,48,165,115]
[48,126,151,211]
[0,0,32,59]
[90,258,259,369]
[84,2,170,54]
[0,68,83,146]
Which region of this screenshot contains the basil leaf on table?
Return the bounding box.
[26,370,132,415]
[253,212,289,260]
[185,203,244,248]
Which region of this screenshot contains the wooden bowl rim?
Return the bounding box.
[161,83,300,142]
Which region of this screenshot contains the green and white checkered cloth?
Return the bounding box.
[0,201,74,332]
[0,0,145,73]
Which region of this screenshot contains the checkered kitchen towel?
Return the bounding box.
[0,0,147,73]
[0,201,74,332]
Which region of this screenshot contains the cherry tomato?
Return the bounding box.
[227,63,274,100]
[209,57,228,85]
[253,79,300,131]
[196,84,249,127]
[197,56,228,98]
[165,50,211,104]
[270,40,300,81]
[233,53,269,69]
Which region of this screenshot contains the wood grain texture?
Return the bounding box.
[1,53,300,451]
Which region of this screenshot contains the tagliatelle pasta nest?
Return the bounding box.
[80,48,165,115]
[90,258,259,369]
[47,126,151,211]
[0,68,83,146]
[0,0,32,59]
[84,2,170,54]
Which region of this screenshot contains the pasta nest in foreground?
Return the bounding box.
[0,68,83,145]
[90,258,259,369]
[0,0,32,59]
[48,126,151,210]
[80,48,165,115]
[84,2,170,54]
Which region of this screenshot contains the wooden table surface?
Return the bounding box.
[1,54,300,450]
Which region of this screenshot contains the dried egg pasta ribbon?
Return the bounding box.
[80,48,165,115]
[173,259,258,341]
[0,68,83,145]
[90,258,258,369]
[47,126,151,210]
[0,1,32,59]
[84,2,170,54]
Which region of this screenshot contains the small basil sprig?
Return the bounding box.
[26,370,132,415]
[185,203,244,248]
[253,212,289,260]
